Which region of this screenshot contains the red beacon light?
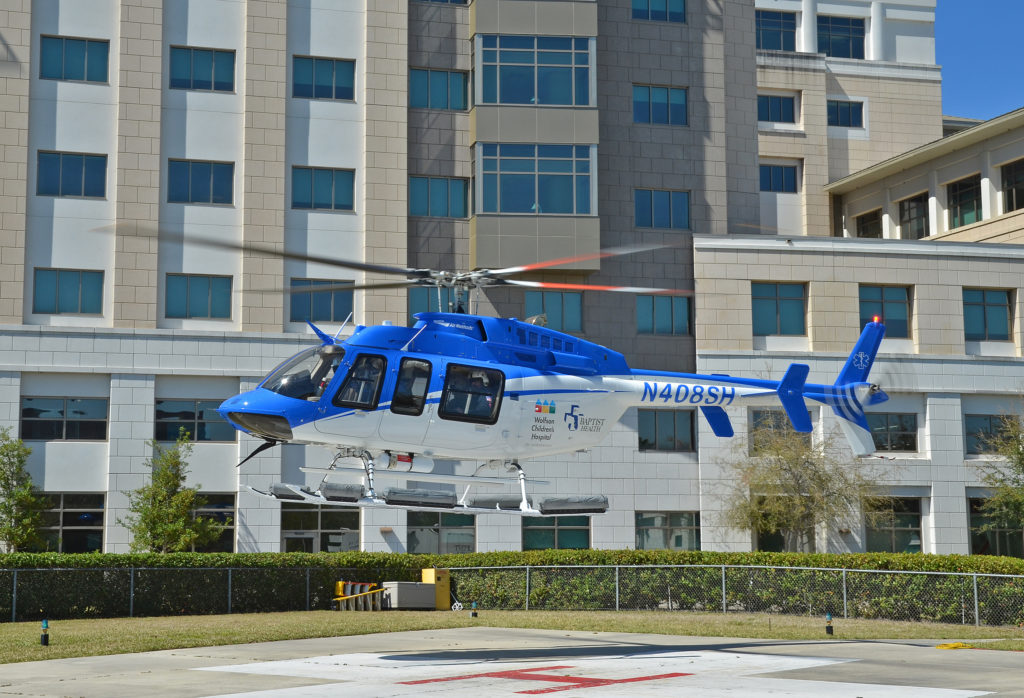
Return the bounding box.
[873,316,880,323]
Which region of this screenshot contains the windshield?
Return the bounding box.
[261,345,346,400]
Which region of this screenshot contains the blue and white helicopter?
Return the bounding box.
[215,242,889,517]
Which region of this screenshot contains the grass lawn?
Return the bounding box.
[2,610,1022,664]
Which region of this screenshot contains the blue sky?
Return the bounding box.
[936,1,1024,120]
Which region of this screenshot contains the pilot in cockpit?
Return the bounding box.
[310,344,344,399]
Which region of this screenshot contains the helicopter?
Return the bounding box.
[209,237,890,517]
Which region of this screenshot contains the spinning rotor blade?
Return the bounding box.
[244,279,425,294]
[488,242,676,277]
[159,231,429,280]
[500,278,692,295]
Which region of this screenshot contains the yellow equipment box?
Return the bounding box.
[421,568,450,610]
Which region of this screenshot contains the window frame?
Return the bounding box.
[827,99,864,127]
[858,285,910,339]
[391,358,433,417]
[292,166,355,211]
[523,515,591,550]
[969,498,1024,557]
[192,493,236,552]
[32,268,103,315]
[962,288,1012,342]
[632,84,688,126]
[866,497,922,553]
[635,511,700,551]
[855,209,882,238]
[633,188,690,230]
[167,159,234,205]
[39,35,109,83]
[755,10,796,51]
[20,396,109,441]
[751,282,806,336]
[280,503,360,553]
[817,15,866,59]
[1002,158,1024,214]
[292,55,355,101]
[29,493,105,553]
[289,278,354,324]
[636,295,690,335]
[409,176,470,218]
[631,0,685,23]
[438,363,505,425]
[757,94,796,123]
[407,511,476,554]
[524,290,582,333]
[169,45,235,92]
[165,273,232,320]
[898,192,929,239]
[36,151,107,198]
[866,412,918,452]
[637,409,696,452]
[479,35,593,107]
[333,354,388,411]
[479,143,594,216]
[964,414,1013,456]
[749,408,812,451]
[409,68,468,110]
[759,164,798,193]
[154,398,237,443]
[948,174,982,229]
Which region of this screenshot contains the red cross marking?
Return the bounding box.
[398,664,693,694]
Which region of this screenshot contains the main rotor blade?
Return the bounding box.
[243,279,424,294]
[499,278,692,295]
[159,231,428,279]
[488,242,676,277]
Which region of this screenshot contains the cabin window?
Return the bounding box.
[439,364,504,424]
[333,354,386,410]
[391,358,432,416]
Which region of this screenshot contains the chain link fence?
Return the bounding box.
[448,565,1024,626]
[4,564,1023,626]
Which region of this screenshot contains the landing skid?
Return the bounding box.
[246,449,608,517]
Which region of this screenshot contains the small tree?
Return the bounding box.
[973,415,1024,533]
[0,427,46,552]
[119,431,228,553]
[721,412,889,552]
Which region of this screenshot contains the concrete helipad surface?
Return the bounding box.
[0,627,1021,697]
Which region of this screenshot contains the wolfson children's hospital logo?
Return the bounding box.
[564,404,605,433]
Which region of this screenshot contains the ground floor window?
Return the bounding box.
[866,497,922,553]
[280,504,359,552]
[522,515,590,550]
[31,493,104,552]
[407,512,475,554]
[194,493,236,552]
[635,511,700,550]
[969,498,1024,557]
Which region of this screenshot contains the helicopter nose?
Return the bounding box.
[218,391,295,441]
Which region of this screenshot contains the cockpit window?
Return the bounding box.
[333,354,387,410]
[261,345,345,401]
[439,364,503,424]
[391,358,432,416]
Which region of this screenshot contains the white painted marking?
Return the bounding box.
[197,649,989,697]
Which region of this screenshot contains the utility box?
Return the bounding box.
[382,581,435,610]
[422,568,450,610]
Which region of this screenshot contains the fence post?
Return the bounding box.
[306,568,311,612]
[615,566,620,612]
[227,568,233,615]
[11,569,16,623]
[842,569,848,619]
[973,574,980,627]
[525,566,530,611]
[129,568,135,618]
[721,565,727,614]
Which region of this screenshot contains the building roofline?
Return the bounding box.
[824,106,1024,194]
[695,233,1024,259]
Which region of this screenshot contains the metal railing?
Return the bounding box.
[448,564,1024,627]
[4,564,1023,626]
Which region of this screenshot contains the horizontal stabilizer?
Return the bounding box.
[700,406,734,437]
[777,363,812,432]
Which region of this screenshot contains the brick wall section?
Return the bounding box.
[113,0,162,328]
[0,3,31,323]
[363,0,408,326]
[242,0,287,331]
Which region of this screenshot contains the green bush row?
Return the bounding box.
[3,549,1024,574]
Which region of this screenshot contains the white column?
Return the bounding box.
[928,170,942,236]
[801,0,817,53]
[981,150,997,220]
[870,1,885,61]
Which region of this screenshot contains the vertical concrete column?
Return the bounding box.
[235,377,282,551]
[869,1,884,61]
[927,170,941,236]
[980,149,996,220]
[113,0,163,328]
[800,0,817,53]
[241,0,287,332]
[105,373,156,553]
[363,0,408,326]
[0,3,31,323]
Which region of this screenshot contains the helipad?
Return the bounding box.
[1,627,1019,697]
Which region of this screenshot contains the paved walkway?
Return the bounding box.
[1,627,1020,697]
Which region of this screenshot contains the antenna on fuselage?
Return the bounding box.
[333,312,353,341]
